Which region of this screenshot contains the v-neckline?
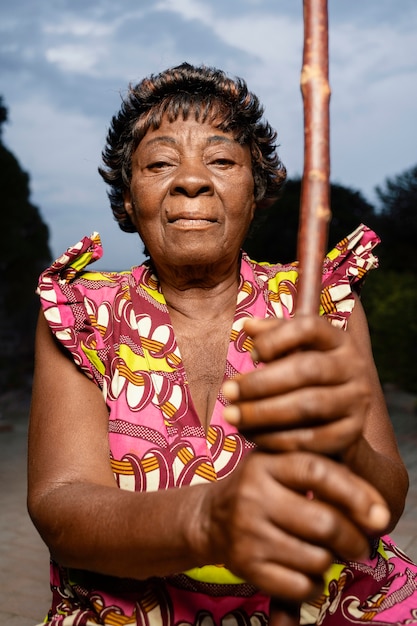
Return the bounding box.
[129,258,267,438]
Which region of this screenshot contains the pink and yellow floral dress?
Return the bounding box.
[36,224,417,625]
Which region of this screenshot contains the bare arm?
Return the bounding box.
[342,295,408,528]
[28,309,390,603]
[28,312,208,579]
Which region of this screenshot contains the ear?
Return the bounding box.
[250,196,257,220]
[123,190,136,225]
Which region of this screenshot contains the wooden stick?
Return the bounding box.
[296,0,331,316]
[269,1,331,623]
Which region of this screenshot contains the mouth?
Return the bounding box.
[168,217,218,228]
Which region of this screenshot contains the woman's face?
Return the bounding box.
[124,115,256,277]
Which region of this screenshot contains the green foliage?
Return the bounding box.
[362,272,417,392]
[375,164,417,273]
[244,170,417,393]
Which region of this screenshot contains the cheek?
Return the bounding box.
[129,185,162,224]
[228,175,256,216]
[223,167,253,195]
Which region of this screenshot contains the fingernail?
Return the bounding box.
[222,380,240,401]
[223,405,241,425]
[368,504,390,530]
[250,348,259,362]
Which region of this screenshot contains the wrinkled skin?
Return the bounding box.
[223,316,371,458]
[205,449,388,601]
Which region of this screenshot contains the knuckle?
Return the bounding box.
[298,316,317,339]
[347,378,371,413]
[360,378,372,404]
[253,329,279,359]
[299,387,325,420]
[295,352,319,384]
[303,453,351,488]
[304,316,318,333]
[301,453,328,484]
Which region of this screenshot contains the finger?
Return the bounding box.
[243,316,344,363]
[267,452,390,534]
[223,380,368,432]
[250,416,364,456]
[241,508,334,576]
[247,560,324,603]
[253,461,375,561]
[222,349,363,403]
[268,487,373,562]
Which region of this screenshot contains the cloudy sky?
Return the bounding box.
[1,0,416,269]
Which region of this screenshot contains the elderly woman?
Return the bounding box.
[28,63,417,625]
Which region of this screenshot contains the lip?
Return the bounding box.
[168,218,218,231]
[167,216,218,228]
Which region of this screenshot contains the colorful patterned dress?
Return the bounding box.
[36,224,417,625]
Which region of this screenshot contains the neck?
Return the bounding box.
[152,253,241,288]
[155,262,241,322]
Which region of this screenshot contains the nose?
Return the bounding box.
[170,158,214,197]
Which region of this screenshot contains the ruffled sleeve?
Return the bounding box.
[250,224,380,329]
[319,223,380,327]
[36,233,127,386]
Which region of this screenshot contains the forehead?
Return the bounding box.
[140,115,238,145]
[133,98,244,146]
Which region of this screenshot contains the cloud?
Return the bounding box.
[327,11,417,200]
[1,0,416,269]
[45,44,105,75]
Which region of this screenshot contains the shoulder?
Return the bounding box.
[242,224,380,325]
[37,233,147,313]
[322,224,380,289]
[36,234,148,382]
[320,224,379,327]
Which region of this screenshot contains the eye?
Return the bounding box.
[209,158,236,169]
[147,161,172,172]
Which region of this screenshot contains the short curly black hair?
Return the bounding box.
[99,62,286,233]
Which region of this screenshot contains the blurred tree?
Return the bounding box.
[244,173,417,393]
[374,165,417,273]
[244,177,379,263]
[244,178,301,263]
[362,164,417,392]
[362,271,417,392]
[0,97,51,390]
[0,96,7,138]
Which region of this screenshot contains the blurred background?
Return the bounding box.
[1,0,417,393]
